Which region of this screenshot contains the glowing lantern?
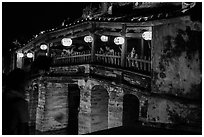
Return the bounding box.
[84,35,93,43]
[17,53,24,58]
[114,37,125,45]
[26,53,33,58]
[100,35,108,42]
[142,31,152,40]
[61,38,72,46]
[40,44,48,50]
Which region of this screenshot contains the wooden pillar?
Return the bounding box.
[32,52,35,61]
[141,38,144,59]
[121,24,127,67]
[22,56,25,69]
[91,34,96,62]
[47,43,52,57]
[90,23,96,63]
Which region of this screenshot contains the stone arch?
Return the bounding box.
[123,94,140,127]
[91,85,109,132]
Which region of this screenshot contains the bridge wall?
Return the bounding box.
[26,63,201,134]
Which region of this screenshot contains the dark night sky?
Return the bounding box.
[2,2,94,55]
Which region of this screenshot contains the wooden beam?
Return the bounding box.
[126,33,142,38]
[95,31,122,37]
[121,24,127,67]
[141,38,144,58]
[95,30,142,38]
[47,30,90,43]
[126,26,152,33]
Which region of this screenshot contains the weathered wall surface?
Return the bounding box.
[147,97,201,126]
[78,79,91,134]
[152,17,202,99]
[35,79,68,132]
[78,79,124,134]
[35,78,47,131]
[26,79,39,128]
[150,17,202,130]
[32,76,144,134]
[43,82,68,131]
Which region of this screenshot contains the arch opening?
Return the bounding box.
[67,84,80,134]
[123,94,140,127]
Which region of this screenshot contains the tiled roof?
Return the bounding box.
[63,6,192,27]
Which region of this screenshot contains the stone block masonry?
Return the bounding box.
[30,73,201,134]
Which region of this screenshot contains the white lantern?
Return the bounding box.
[84,35,93,43]
[142,31,152,40]
[61,38,72,46]
[114,37,125,45]
[17,52,24,58]
[100,35,108,42]
[40,44,48,50]
[26,53,33,58]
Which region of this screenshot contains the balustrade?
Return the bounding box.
[53,51,91,65]
[126,56,151,74]
[52,50,151,75]
[95,51,121,66]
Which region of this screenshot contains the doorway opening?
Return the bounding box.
[123,94,140,127]
[67,84,80,134]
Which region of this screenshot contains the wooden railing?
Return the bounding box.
[95,51,121,66]
[53,51,91,65]
[126,56,151,73]
[52,51,151,75]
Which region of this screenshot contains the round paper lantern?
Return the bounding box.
[40,44,48,50]
[61,38,72,46]
[142,31,152,40]
[100,35,108,42]
[17,52,24,58]
[26,53,33,58]
[84,35,93,43]
[114,37,125,45]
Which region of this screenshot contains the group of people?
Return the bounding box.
[99,46,115,55]
[129,47,138,58]
[2,68,30,135]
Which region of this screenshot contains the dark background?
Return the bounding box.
[2,2,95,55]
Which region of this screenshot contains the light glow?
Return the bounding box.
[100,35,108,42]
[84,35,93,43]
[114,37,125,45]
[17,53,24,58]
[26,53,33,58]
[142,31,152,40]
[61,38,72,46]
[40,44,48,50]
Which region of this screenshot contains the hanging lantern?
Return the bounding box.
[114,37,125,45]
[26,53,33,58]
[142,31,152,40]
[84,35,93,43]
[40,44,48,50]
[100,35,108,42]
[61,38,72,46]
[17,52,24,58]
